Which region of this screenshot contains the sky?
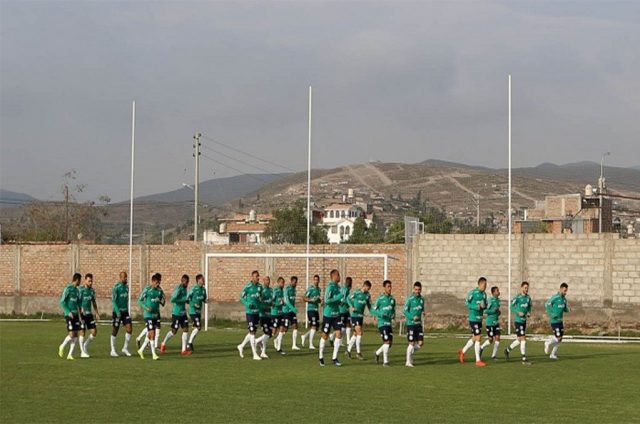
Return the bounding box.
[1,1,639,202]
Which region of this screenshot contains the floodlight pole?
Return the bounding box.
[128,100,135,312]
[305,86,312,329]
[507,75,512,335]
[193,132,202,243]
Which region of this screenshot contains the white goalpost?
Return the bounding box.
[203,252,390,331]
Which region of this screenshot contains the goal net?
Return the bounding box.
[203,253,389,331]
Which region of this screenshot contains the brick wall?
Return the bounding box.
[1,237,638,329]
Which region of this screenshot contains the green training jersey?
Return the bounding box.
[240,282,262,314]
[187,285,207,315]
[79,285,96,315]
[511,293,532,324]
[403,294,425,326]
[171,284,188,316]
[271,286,284,316]
[545,292,569,324]
[323,281,343,318]
[60,283,80,317]
[465,288,487,322]
[485,295,501,326]
[304,286,321,312]
[259,286,273,317]
[372,293,396,328]
[112,281,129,313]
[138,286,163,319]
[338,285,351,314]
[347,289,371,318]
[282,284,297,314]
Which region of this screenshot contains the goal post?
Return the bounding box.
[203,252,389,331]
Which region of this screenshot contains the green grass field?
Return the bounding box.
[1,321,638,423]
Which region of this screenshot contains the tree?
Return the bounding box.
[346,217,383,244]
[264,201,328,244]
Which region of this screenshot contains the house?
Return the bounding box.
[203,210,273,245]
[321,203,371,243]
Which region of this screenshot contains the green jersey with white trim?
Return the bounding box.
[304,286,321,312]
[372,293,396,328]
[347,289,371,318]
[60,283,80,317]
[323,281,342,318]
[111,281,129,314]
[282,284,297,314]
[78,285,96,315]
[171,284,188,316]
[485,295,501,326]
[511,293,532,324]
[138,286,163,319]
[187,285,207,315]
[240,282,262,314]
[465,288,487,322]
[545,292,569,324]
[403,294,425,326]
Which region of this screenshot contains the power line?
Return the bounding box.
[201,134,297,172]
[201,144,278,175]
[199,153,272,184]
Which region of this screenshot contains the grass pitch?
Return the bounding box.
[1,321,638,424]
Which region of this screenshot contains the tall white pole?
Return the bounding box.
[193,133,201,242]
[128,100,136,312]
[305,86,312,329]
[507,75,512,335]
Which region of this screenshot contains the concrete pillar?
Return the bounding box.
[13,245,22,314]
[603,233,614,307]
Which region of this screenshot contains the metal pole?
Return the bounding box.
[161,229,165,245]
[507,75,512,335]
[599,152,610,233]
[193,133,201,242]
[128,100,136,312]
[305,86,312,329]
[476,193,480,227]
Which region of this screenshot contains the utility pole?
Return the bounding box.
[193,132,202,242]
[476,193,480,227]
[64,184,69,243]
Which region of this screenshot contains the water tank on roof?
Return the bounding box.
[585,184,593,196]
[249,209,257,222]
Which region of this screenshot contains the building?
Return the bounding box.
[203,210,273,245]
[515,190,613,234]
[322,203,371,244]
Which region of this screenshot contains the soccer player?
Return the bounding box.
[237,270,263,360]
[458,277,488,367]
[334,276,352,346]
[282,276,300,350]
[403,281,425,367]
[136,273,162,360]
[318,269,345,367]
[271,277,286,354]
[346,280,372,360]
[505,281,532,365]
[186,273,207,352]
[480,286,501,361]
[372,280,396,367]
[161,274,191,355]
[78,273,100,358]
[301,274,321,350]
[58,273,82,360]
[135,274,166,350]
[110,271,133,357]
[255,276,273,358]
[544,282,570,360]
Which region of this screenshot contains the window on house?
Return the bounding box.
[345,226,351,235]
[331,226,337,234]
